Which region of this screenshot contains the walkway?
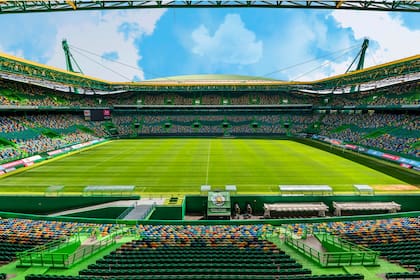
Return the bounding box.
[48,197,164,217]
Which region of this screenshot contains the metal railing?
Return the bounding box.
[64,236,115,267]
[317,233,378,254]
[285,233,379,267]
[116,203,136,219]
[139,203,156,220]
[17,234,116,268]
[16,236,75,267]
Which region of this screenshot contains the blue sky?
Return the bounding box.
[0,7,418,82]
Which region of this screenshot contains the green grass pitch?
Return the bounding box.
[0,139,411,194]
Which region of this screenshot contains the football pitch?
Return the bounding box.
[0,139,414,194]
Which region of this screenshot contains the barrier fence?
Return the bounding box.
[17,233,117,268]
[285,232,379,267]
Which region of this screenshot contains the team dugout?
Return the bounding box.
[263,202,329,218]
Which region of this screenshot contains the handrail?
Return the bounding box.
[16,237,70,260]
[0,208,419,226]
[284,233,379,267]
[116,203,135,219]
[317,233,378,253]
[64,236,115,267]
[17,231,119,268]
[139,203,156,220]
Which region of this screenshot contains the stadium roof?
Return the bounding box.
[0,1,418,13]
[150,74,278,82]
[0,51,419,95]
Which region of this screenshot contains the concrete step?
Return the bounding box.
[123,205,154,220]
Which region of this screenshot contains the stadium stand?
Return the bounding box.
[17,224,364,280]
[80,240,311,278]
[1,78,417,107]
[385,271,420,280]
[0,218,119,265]
[287,217,420,269]
[0,113,105,163]
[0,108,418,164]
[0,209,418,279]
[0,4,418,280]
[328,82,419,106]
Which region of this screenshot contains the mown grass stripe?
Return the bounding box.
[0,139,411,194]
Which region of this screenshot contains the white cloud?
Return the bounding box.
[329,10,420,68]
[286,11,419,82]
[261,14,334,81]
[46,9,166,81]
[191,14,262,65]
[0,44,24,59]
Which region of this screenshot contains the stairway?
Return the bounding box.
[301,235,327,253]
[123,205,154,220]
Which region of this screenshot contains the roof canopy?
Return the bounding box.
[0,1,418,14]
[333,201,401,216]
[263,202,329,218]
[0,51,418,95]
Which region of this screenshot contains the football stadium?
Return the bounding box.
[0,1,419,280]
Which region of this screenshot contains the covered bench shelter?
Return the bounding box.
[279,185,333,196]
[83,185,136,196]
[353,184,375,195]
[333,201,401,216]
[263,202,329,218]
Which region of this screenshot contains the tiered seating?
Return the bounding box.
[0,110,418,161]
[26,276,102,280]
[0,113,104,163]
[1,76,418,107]
[320,113,419,157]
[371,241,420,267]
[337,223,420,268]
[80,225,304,279]
[287,218,420,269]
[0,218,120,265]
[22,224,364,280]
[0,241,38,263]
[0,218,70,264]
[79,237,311,278]
[27,275,363,280]
[385,271,420,280]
